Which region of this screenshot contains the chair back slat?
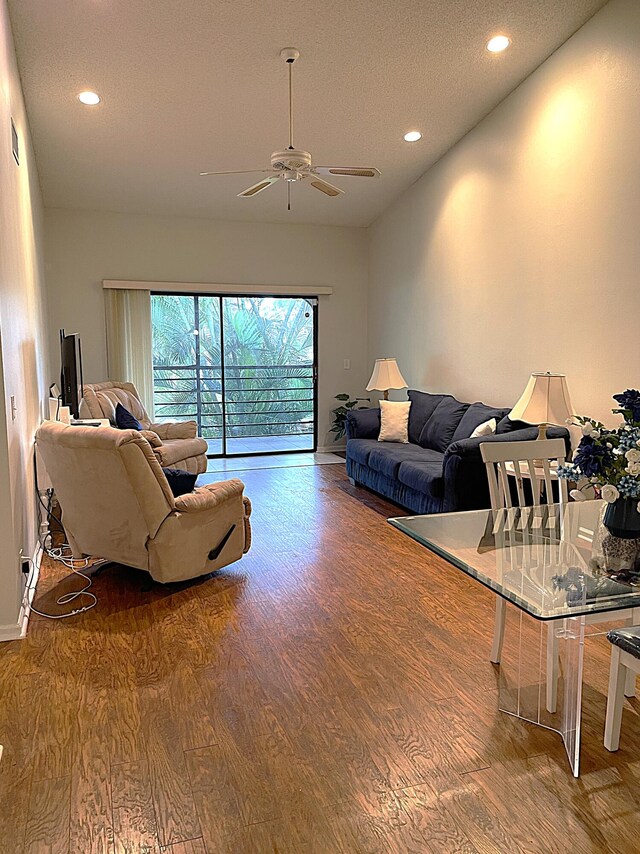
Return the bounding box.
[480,438,568,511]
[498,462,513,509]
[512,460,527,506]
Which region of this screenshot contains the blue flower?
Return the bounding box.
[557,463,581,480]
[618,427,640,452]
[572,436,613,478]
[618,475,640,499]
[613,390,640,423]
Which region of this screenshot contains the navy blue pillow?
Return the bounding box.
[162,467,197,497]
[407,390,445,445]
[418,396,469,451]
[496,415,529,434]
[451,403,510,443]
[115,402,143,431]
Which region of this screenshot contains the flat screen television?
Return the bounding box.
[59,329,84,419]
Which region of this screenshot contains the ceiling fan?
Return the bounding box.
[200,48,381,210]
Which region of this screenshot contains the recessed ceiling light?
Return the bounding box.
[403,131,422,142]
[78,91,101,105]
[486,35,510,53]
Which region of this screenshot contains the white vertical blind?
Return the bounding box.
[104,288,155,418]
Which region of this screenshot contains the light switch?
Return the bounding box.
[343,359,351,370]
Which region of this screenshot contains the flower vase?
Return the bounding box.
[603,497,640,539]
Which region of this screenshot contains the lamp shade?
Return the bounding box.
[366,358,408,392]
[509,372,574,427]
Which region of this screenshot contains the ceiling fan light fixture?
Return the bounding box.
[403,130,422,142]
[486,35,510,53]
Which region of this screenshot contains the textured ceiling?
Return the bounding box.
[9,0,606,227]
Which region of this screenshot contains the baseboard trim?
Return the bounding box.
[0,542,42,642]
[317,444,345,454]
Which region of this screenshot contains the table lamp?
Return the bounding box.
[366,358,408,400]
[509,372,574,439]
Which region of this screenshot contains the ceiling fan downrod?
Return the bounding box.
[280,48,300,151]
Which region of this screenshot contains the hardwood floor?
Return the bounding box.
[1,464,640,853]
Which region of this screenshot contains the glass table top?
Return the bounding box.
[389,500,640,620]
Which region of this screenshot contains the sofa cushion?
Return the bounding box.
[115,402,143,431]
[346,438,379,467]
[407,390,445,445]
[368,444,444,480]
[162,467,197,497]
[496,415,530,434]
[452,403,510,443]
[379,400,410,443]
[398,459,445,498]
[419,396,469,452]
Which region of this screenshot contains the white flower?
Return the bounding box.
[637,501,640,514]
[601,484,620,503]
[581,422,595,436]
[625,448,640,463]
[570,489,587,502]
[627,462,640,476]
[606,443,613,449]
[591,430,601,439]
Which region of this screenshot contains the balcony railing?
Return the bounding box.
[152,363,315,445]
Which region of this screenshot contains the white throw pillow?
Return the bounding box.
[378,400,411,443]
[470,417,497,439]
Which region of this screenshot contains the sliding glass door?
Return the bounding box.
[151,293,317,456]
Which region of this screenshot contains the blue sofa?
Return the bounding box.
[345,390,571,515]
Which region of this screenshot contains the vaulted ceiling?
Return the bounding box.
[9,0,606,226]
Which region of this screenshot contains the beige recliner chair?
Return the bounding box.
[80,381,208,474]
[36,420,251,583]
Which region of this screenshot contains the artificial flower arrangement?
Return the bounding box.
[557,390,640,515]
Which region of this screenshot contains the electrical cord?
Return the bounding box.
[31,451,99,619]
[24,551,97,619]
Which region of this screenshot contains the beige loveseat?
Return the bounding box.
[36,420,251,583]
[80,381,208,474]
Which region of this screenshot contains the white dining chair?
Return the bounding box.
[481,437,637,713]
[481,438,569,712]
[604,627,640,751]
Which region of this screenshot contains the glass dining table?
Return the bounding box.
[389,499,640,776]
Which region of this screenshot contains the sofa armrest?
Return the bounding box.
[149,478,251,582]
[345,407,380,440]
[174,478,245,513]
[149,420,198,440]
[445,426,571,461]
[442,426,571,512]
[139,430,163,448]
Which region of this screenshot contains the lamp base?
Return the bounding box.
[537,423,549,440]
[383,390,389,401]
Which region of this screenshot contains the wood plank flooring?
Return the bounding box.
[1,464,640,853]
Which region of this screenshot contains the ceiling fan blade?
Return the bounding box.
[313,167,381,178]
[200,169,277,176]
[307,176,344,197]
[237,176,280,198]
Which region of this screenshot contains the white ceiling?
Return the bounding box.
[9,0,606,227]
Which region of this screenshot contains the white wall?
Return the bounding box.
[369,0,640,426]
[44,209,369,446]
[0,0,48,633]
